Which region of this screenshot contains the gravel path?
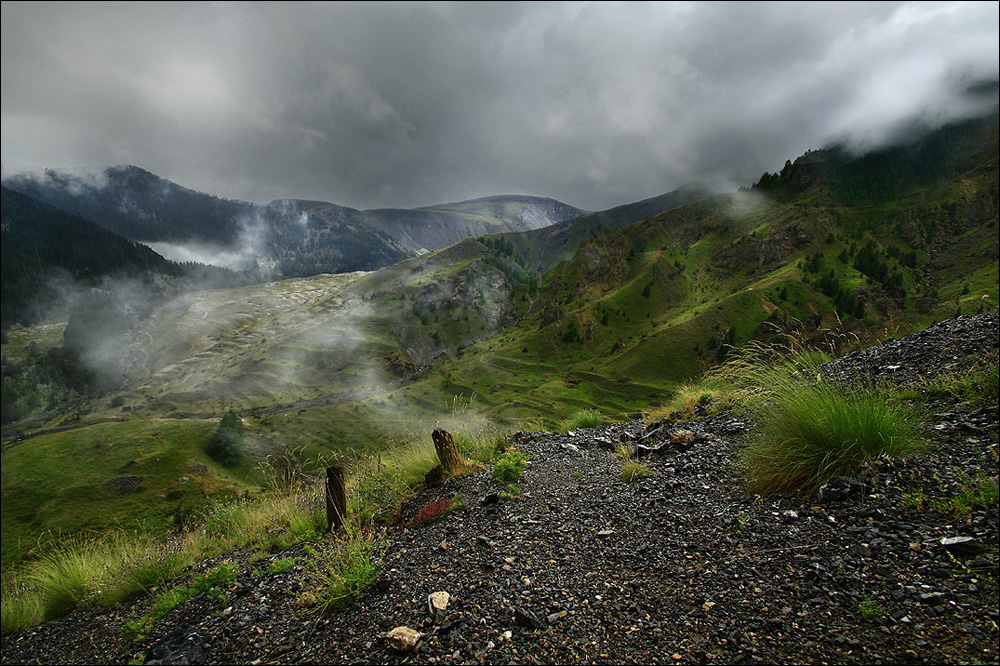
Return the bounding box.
[3,314,997,665]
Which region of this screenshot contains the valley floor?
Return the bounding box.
[3,316,998,665]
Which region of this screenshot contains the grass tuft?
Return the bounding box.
[621,460,654,482]
[566,408,605,430]
[912,350,999,408]
[739,376,922,495]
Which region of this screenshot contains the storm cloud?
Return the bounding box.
[2,1,997,211]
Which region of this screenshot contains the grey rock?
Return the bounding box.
[940,536,984,558]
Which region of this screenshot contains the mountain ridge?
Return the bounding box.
[1,166,590,276]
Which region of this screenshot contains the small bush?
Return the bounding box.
[492,450,527,483]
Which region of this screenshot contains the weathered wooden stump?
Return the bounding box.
[431,428,463,475]
[325,464,347,532]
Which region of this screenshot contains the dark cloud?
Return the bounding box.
[3,1,997,211]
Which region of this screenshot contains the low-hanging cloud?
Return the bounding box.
[2,2,997,212]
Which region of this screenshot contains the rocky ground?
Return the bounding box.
[3,314,998,665]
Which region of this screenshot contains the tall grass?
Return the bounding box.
[739,374,922,494]
[303,522,389,611]
[646,338,831,423]
[1,482,326,636]
[453,426,510,464]
[566,408,605,430]
[647,334,922,495]
[1,529,197,635]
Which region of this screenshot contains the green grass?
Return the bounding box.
[857,594,886,621]
[303,524,388,611]
[0,419,262,570]
[936,470,1000,515]
[739,376,922,495]
[566,408,605,430]
[1,529,198,636]
[124,561,238,641]
[914,351,999,408]
[2,431,436,635]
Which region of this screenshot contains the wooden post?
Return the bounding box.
[432,428,463,475]
[325,465,347,532]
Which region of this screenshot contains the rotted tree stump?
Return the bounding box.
[326,464,347,532]
[431,428,463,475]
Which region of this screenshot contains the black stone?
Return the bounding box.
[513,607,547,629]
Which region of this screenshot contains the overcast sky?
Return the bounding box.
[2,2,998,211]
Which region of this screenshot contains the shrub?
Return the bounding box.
[492,449,527,483]
[739,378,921,495]
[205,410,244,467]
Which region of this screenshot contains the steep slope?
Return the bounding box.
[2,315,997,665]
[0,186,179,329]
[389,111,998,424]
